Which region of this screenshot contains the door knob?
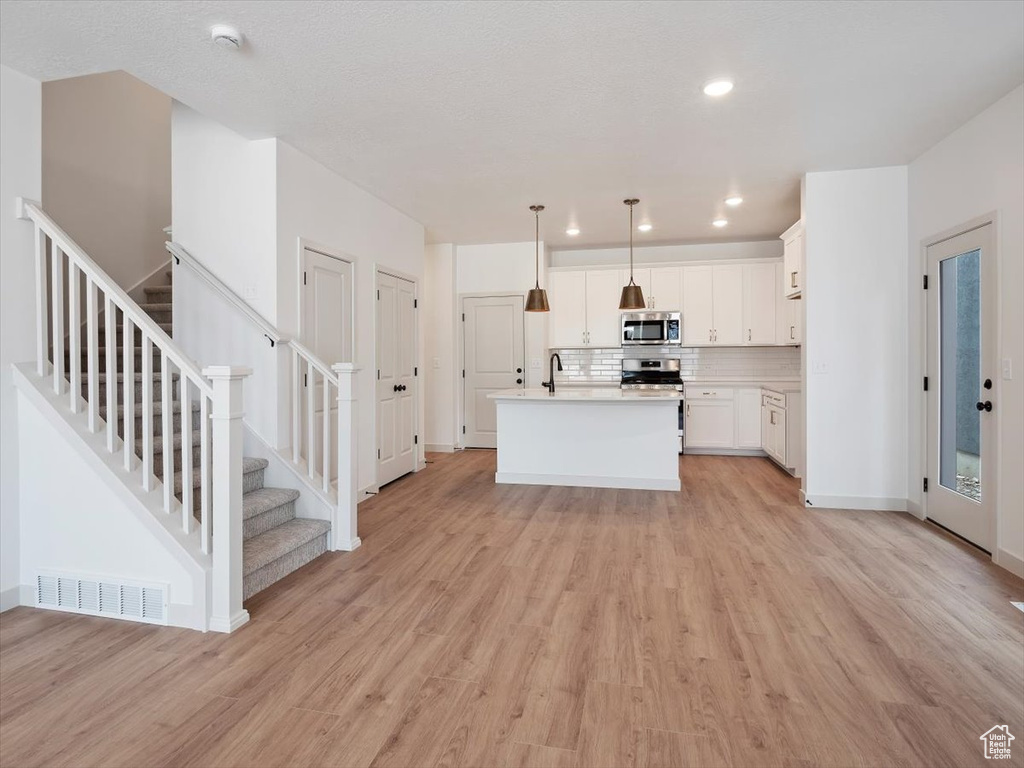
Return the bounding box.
[516,378,523,385]
[400,384,407,391]
[984,378,992,390]
[976,400,992,412]
[516,368,523,373]
[393,385,399,392]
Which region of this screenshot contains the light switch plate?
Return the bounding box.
[811,361,829,375]
[1003,358,1013,380]
[432,357,440,369]
[242,286,258,300]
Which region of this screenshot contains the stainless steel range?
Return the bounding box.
[621,358,685,453]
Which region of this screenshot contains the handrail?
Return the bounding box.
[288,339,339,384]
[165,241,286,348]
[22,201,213,400]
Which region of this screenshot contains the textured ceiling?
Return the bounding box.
[2,0,1022,246]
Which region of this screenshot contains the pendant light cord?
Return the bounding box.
[535,209,541,289]
[628,200,636,286]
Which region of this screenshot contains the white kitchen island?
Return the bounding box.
[488,388,682,491]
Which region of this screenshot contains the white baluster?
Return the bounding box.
[181,380,194,535]
[69,264,81,413]
[200,394,211,555]
[86,279,99,432]
[51,247,65,396]
[161,353,174,513]
[35,226,49,377]
[306,362,315,480]
[123,317,135,473]
[291,348,301,466]
[332,363,361,551]
[105,297,117,452]
[322,375,330,494]
[141,335,154,491]
[203,366,252,633]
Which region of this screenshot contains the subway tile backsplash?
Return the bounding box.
[551,346,801,384]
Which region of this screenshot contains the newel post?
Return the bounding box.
[332,363,361,551]
[203,365,252,633]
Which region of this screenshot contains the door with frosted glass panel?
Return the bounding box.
[926,223,995,551]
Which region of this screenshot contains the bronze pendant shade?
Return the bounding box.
[525,204,550,312]
[619,198,646,310]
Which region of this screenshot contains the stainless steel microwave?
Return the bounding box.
[621,311,681,346]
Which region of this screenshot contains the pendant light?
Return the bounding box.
[525,204,550,312]
[619,198,646,310]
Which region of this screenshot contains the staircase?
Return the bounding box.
[75,270,331,602]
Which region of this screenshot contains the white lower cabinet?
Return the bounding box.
[684,388,734,449]
[734,388,762,448]
[760,388,802,476]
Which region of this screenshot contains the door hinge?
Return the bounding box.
[462,313,466,321]
[462,369,465,378]
[923,477,929,492]
[378,448,381,460]
[414,366,418,376]
[303,271,307,286]
[923,275,928,290]
[923,376,928,391]
[377,369,381,380]
[462,425,466,434]
[414,435,418,445]
[377,289,380,300]
[414,299,418,308]
[304,373,307,387]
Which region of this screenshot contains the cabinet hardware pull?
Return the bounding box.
[748,329,751,342]
[791,271,798,288]
[790,325,795,340]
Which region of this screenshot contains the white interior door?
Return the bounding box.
[299,247,352,481]
[926,223,996,551]
[463,295,525,448]
[376,271,417,487]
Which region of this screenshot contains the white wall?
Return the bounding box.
[42,71,171,292]
[908,85,1024,570]
[276,141,426,491]
[0,64,41,610]
[551,239,782,268]
[803,166,909,509]
[424,243,456,450]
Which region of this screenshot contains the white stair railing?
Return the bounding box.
[167,241,360,552]
[17,199,250,633]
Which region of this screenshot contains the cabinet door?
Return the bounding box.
[770,406,788,465]
[681,266,714,345]
[547,270,587,347]
[585,269,625,347]
[786,297,802,345]
[684,400,735,449]
[760,395,770,450]
[711,265,744,345]
[783,232,803,298]
[734,388,762,448]
[648,267,681,311]
[742,263,777,345]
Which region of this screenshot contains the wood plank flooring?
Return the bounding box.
[2,451,1022,768]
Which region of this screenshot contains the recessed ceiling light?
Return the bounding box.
[724,196,743,207]
[211,24,243,50]
[637,223,653,232]
[565,227,580,236]
[703,79,734,97]
[712,219,728,228]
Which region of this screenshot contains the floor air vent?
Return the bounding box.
[35,572,167,625]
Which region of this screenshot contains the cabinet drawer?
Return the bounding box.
[761,389,787,408]
[686,387,734,401]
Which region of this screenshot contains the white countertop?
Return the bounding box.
[490,388,682,403]
[684,380,802,393]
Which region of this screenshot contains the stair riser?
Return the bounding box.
[146,442,202,471]
[243,532,328,600]
[143,289,173,301]
[244,502,297,541]
[177,466,267,511]
[101,407,203,437]
[87,378,179,402]
[67,352,164,374]
[141,308,173,324]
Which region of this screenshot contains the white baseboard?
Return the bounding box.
[804,494,908,512]
[0,585,22,612]
[334,537,362,552]
[684,448,767,458]
[905,500,925,520]
[495,472,680,492]
[425,443,455,453]
[209,609,250,634]
[994,548,1024,579]
[358,484,379,503]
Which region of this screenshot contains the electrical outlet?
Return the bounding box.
[432,357,441,369]
[1003,358,1013,380]
[811,361,829,375]
[242,285,258,300]
[530,358,542,369]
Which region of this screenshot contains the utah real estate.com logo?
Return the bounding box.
[980,725,1015,760]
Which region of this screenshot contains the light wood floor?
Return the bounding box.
[2,452,1022,768]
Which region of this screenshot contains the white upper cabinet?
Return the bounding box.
[547,270,587,347]
[681,265,714,345]
[742,263,777,345]
[781,221,803,299]
[681,264,743,345]
[711,265,744,345]
[774,263,802,346]
[647,267,681,311]
[585,269,625,347]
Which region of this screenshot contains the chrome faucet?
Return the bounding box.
[541,353,563,393]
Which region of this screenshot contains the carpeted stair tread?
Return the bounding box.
[81,371,178,382]
[243,518,330,577]
[143,286,172,299]
[99,322,173,335]
[173,456,268,493]
[139,302,173,312]
[100,399,200,419]
[138,427,202,454]
[243,487,300,521]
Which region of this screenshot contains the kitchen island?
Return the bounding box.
[488,388,682,491]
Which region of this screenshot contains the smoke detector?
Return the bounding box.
[211,24,243,50]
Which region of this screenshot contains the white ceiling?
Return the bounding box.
[2,1,1022,247]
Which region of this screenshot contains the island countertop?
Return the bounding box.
[489,388,681,403]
